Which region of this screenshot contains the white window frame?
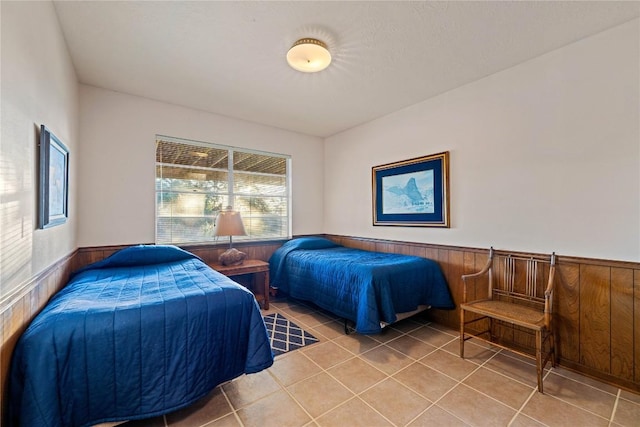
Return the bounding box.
[155,135,292,245]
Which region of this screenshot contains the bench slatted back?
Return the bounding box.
[490,253,553,312]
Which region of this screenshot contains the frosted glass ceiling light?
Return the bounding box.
[286,38,331,73]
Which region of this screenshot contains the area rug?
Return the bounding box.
[263,313,319,356]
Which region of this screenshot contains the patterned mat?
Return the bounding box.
[263,313,319,356]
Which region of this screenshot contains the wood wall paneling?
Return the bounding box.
[579,265,611,374]
[446,250,465,328]
[0,253,75,424]
[610,267,634,381]
[634,270,640,384]
[556,263,581,363]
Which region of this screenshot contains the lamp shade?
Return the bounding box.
[213,207,246,238]
[286,38,331,73]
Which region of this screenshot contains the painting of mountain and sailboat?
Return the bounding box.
[372,152,450,227]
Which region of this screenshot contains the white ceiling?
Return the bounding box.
[52,1,640,138]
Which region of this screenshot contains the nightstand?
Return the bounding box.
[209,260,270,310]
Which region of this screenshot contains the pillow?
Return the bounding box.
[72,245,201,277]
[281,237,340,251]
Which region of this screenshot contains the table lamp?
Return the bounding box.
[213,206,247,265]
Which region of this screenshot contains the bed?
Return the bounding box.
[269,237,454,334]
[9,245,274,427]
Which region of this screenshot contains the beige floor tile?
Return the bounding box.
[466,336,500,350]
[386,334,437,359]
[437,384,516,427]
[206,413,242,427]
[221,369,281,409]
[123,305,636,427]
[293,311,336,328]
[268,351,322,386]
[308,321,346,341]
[521,392,609,426]
[326,357,387,394]
[360,378,431,426]
[419,349,479,381]
[508,413,546,427]
[425,322,459,336]
[498,348,538,366]
[315,397,393,427]
[388,318,424,334]
[393,362,458,401]
[287,372,354,418]
[613,397,640,427]
[407,405,470,427]
[369,325,405,343]
[620,390,640,404]
[236,389,311,427]
[275,301,316,315]
[443,339,498,365]
[165,387,232,426]
[483,352,541,388]
[360,345,414,375]
[550,366,620,395]
[542,372,616,418]
[408,325,458,347]
[302,341,353,369]
[462,367,535,410]
[333,333,381,355]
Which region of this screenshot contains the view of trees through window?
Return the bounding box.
[156,136,290,244]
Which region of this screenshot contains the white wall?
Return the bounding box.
[77,86,324,247]
[325,19,640,262]
[0,1,79,300]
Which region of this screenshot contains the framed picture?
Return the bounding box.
[372,151,449,227]
[39,125,69,229]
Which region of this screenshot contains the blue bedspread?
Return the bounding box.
[270,238,454,334]
[9,245,273,427]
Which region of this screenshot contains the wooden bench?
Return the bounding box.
[459,247,557,393]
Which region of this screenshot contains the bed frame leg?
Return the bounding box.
[344,319,353,335]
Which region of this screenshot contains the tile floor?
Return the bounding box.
[121,297,640,427]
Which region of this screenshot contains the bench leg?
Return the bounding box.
[549,329,557,368]
[536,330,543,393]
[459,309,465,358]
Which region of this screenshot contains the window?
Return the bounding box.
[156,136,291,245]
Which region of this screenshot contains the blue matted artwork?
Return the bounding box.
[372,151,449,227]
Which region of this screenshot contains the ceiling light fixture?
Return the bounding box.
[286,38,331,73]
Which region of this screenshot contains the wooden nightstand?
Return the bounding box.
[209,260,270,310]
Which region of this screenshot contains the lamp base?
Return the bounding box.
[218,248,247,266]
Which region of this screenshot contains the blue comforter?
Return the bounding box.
[9,245,274,427]
[270,237,454,334]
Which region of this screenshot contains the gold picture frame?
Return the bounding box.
[372,151,449,227]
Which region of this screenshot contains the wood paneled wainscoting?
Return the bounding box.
[326,234,640,394]
[0,252,75,424]
[70,241,284,271]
